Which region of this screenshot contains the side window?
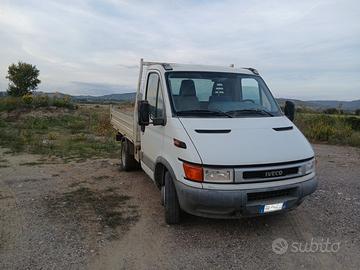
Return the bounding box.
[241,78,260,104]
[146,73,158,119]
[145,73,165,119]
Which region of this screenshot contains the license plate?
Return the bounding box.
[262,202,284,213]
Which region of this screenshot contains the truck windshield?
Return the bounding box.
[166,72,282,117]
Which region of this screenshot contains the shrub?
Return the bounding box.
[347,132,360,147]
[0,118,7,127]
[295,113,360,147]
[0,97,22,111]
[23,117,50,130]
[52,96,74,109]
[95,114,112,136]
[323,108,341,114]
[343,116,360,131]
[33,95,49,108]
[1,94,76,111]
[296,107,317,114]
[22,94,33,106]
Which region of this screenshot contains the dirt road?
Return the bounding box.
[0,144,359,270]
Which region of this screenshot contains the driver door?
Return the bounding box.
[140,71,166,178]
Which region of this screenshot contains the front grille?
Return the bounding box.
[247,188,297,202]
[243,167,299,179]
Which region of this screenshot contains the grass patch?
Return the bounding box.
[68,180,88,188]
[93,175,111,180]
[19,161,47,166]
[0,105,121,160]
[295,113,360,147]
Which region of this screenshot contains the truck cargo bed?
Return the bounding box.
[110,105,135,143]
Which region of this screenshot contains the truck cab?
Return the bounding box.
[111,60,317,224]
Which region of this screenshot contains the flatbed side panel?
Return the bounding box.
[110,106,135,144]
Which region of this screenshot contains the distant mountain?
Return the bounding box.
[306,100,360,111]
[32,91,136,102]
[276,98,360,111]
[0,91,135,102]
[72,92,136,102]
[1,91,359,111]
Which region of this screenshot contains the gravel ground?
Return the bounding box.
[0,144,359,270]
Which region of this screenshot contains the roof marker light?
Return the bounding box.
[162,63,173,70]
[243,67,259,75]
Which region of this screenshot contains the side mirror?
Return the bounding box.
[284,101,295,121]
[153,118,165,126]
[138,100,150,126]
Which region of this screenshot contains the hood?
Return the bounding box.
[179,116,314,165]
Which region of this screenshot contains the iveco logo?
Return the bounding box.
[265,170,284,177]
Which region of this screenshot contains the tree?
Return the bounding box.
[6,62,41,97]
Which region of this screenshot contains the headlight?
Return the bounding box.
[303,159,315,175]
[204,168,233,183]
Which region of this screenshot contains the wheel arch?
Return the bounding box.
[154,157,177,189]
[121,137,135,155]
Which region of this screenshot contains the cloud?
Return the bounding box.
[0,0,359,99]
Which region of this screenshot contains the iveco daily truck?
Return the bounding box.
[110,59,317,224]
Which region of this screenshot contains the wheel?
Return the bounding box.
[161,185,165,206]
[120,139,139,171]
[164,171,181,224]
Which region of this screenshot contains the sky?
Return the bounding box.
[0,0,359,100]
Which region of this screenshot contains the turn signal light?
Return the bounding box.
[173,138,187,149]
[183,162,203,182]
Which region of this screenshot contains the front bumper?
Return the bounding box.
[174,176,317,218]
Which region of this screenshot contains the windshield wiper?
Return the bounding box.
[176,109,233,118]
[226,109,274,117]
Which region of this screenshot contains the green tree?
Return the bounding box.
[6,62,41,97]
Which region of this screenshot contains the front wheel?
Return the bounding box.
[164,171,181,224]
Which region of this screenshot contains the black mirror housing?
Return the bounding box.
[152,118,165,126]
[138,100,150,126]
[284,101,295,121]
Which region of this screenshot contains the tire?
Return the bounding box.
[160,185,165,206]
[164,171,181,224]
[120,139,139,171]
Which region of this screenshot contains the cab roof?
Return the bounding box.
[145,62,257,75]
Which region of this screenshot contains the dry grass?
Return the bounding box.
[295,113,360,147]
[0,104,122,160]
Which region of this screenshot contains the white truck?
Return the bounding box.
[110,59,317,224]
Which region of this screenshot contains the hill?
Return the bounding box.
[0,91,136,102]
[306,100,360,111]
[0,91,359,110]
[72,93,136,102]
[276,98,360,112]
